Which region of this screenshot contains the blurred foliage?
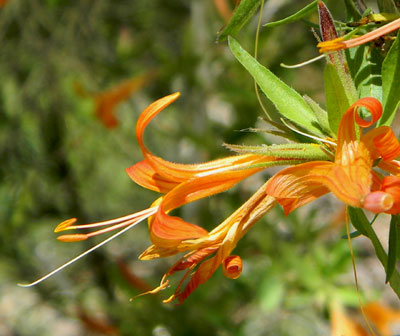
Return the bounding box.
[1,0,399,335]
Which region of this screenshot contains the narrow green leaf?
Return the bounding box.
[397,219,400,260]
[378,30,400,126]
[324,63,353,134]
[348,207,400,299]
[303,95,333,136]
[264,0,318,28]
[217,0,261,42]
[344,0,362,21]
[228,37,322,135]
[387,215,399,283]
[342,214,378,239]
[377,0,399,14]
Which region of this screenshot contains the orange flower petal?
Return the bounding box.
[126,160,178,193]
[266,161,332,215]
[362,126,400,161]
[135,92,278,185]
[336,97,382,161]
[330,303,369,336]
[92,73,156,129]
[379,160,400,176]
[363,301,400,336]
[150,167,263,247]
[176,256,219,304]
[379,176,400,214]
[222,255,242,279]
[168,246,219,274]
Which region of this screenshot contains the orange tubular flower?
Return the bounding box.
[51,94,400,304]
[266,97,400,216]
[53,92,307,303]
[318,17,400,53]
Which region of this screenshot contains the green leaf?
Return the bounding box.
[264,0,318,28]
[377,0,399,14]
[224,143,330,160]
[228,37,322,135]
[342,214,378,239]
[378,30,400,126]
[346,46,383,102]
[387,215,399,283]
[324,63,354,134]
[303,95,333,136]
[348,207,400,299]
[344,0,362,21]
[217,0,261,42]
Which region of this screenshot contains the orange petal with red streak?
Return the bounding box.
[380,176,400,214]
[135,92,279,184]
[126,160,178,193]
[222,255,242,279]
[336,97,382,161]
[265,161,332,215]
[362,126,400,161]
[150,167,262,247]
[176,256,219,304]
[379,160,400,176]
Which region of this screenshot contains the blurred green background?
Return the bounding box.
[0,0,398,335]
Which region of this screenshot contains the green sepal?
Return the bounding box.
[239,159,309,170]
[378,29,400,126]
[263,0,318,28]
[228,37,323,136]
[257,117,306,142]
[242,127,299,142]
[386,215,399,283]
[217,0,261,42]
[224,143,330,160]
[303,95,333,136]
[348,207,400,299]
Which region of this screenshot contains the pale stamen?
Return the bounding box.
[60,213,152,241]
[18,207,157,288]
[281,118,337,146]
[55,207,156,232]
[280,54,325,69]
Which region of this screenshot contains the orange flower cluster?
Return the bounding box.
[54,93,400,303]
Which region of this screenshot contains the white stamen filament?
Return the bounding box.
[281,118,337,146]
[18,207,157,288]
[66,207,157,230]
[280,54,325,69]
